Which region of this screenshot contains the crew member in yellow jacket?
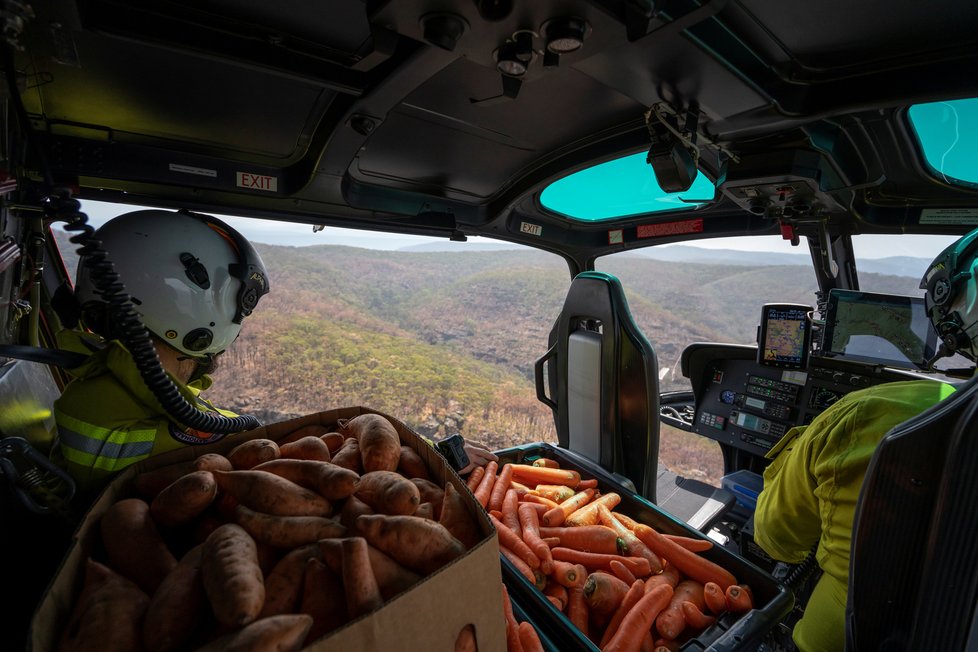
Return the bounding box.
[754,226,978,652]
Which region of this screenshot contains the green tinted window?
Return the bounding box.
[908,98,978,185]
[540,152,715,221]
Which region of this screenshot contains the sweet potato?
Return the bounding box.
[132,453,232,498]
[411,478,445,519]
[227,438,281,470]
[150,469,218,527]
[279,435,332,462]
[100,497,177,594]
[260,543,321,618]
[201,523,265,627]
[340,413,401,472]
[318,537,422,600]
[195,614,313,652]
[340,494,375,530]
[57,558,150,652]
[278,423,331,446]
[414,502,435,519]
[439,482,482,549]
[322,432,345,454]
[253,458,359,501]
[355,470,421,515]
[356,513,466,575]
[300,558,347,641]
[397,445,430,479]
[212,469,332,517]
[330,437,362,473]
[143,545,206,652]
[342,536,384,619]
[234,504,346,548]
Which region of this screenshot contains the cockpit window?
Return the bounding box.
[539,151,716,221]
[908,97,978,186]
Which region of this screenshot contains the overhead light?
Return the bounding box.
[496,42,527,77]
[544,17,589,54]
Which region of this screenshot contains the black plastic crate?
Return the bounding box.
[496,442,794,651]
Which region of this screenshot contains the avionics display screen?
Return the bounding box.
[758,304,812,369]
[821,290,938,369]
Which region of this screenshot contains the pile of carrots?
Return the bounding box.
[466,458,756,652]
[56,414,485,652]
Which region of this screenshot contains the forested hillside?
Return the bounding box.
[52,230,924,481]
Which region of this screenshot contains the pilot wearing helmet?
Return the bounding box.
[752,228,978,652]
[52,209,270,493]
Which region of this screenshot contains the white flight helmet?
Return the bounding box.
[920,226,978,362]
[74,209,270,357]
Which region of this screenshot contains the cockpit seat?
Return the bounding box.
[535,271,734,532]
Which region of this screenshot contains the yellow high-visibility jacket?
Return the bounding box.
[52,330,238,494]
[754,379,955,652]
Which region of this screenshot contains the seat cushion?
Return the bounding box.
[656,465,736,532]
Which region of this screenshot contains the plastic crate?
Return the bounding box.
[721,469,764,519]
[496,442,794,652]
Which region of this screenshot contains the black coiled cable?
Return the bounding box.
[45,191,261,435]
[783,547,819,590]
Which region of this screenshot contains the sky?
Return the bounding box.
[68,199,957,260]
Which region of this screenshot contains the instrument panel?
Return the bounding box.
[684,344,922,457]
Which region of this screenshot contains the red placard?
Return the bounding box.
[636,218,703,238]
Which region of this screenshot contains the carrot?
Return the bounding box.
[600,579,645,647]
[583,571,630,616]
[341,537,384,619]
[253,458,360,501]
[547,596,564,610]
[233,504,346,548]
[544,580,568,610]
[355,470,421,515]
[603,584,674,652]
[501,542,539,586]
[542,488,596,526]
[523,493,561,510]
[538,525,623,555]
[510,480,532,497]
[518,503,553,574]
[541,536,560,547]
[645,560,681,593]
[356,513,466,574]
[531,484,576,503]
[633,524,737,590]
[488,463,514,512]
[502,489,523,536]
[532,457,560,468]
[201,523,265,627]
[655,579,705,640]
[473,460,498,507]
[518,621,545,652]
[654,640,680,652]
[212,469,332,517]
[681,601,716,630]
[551,547,651,578]
[398,445,431,480]
[318,538,421,600]
[331,437,363,473]
[564,492,621,527]
[509,464,581,489]
[551,560,587,588]
[578,478,599,489]
[501,585,524,652]
[522,501,550,518]
[597,504,663,574]
[725,584,754,612]
[664,533,714,552]
[227,438,281,470]
[440,482,483,549]
[490,509,504,520]
[610,559,637,585]
[279,435,332,462]
[466,465,485,491]
[703,581,727,614]
[340,413,401,472]
[490,513,540,570]
[567,584,589,638]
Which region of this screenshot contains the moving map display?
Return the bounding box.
[757,304,812,369]
[821,290,938,369]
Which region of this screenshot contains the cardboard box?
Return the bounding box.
[30,406,506,651]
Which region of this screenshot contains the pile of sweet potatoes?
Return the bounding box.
[467,458,757,652]
[56,414,483,652]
